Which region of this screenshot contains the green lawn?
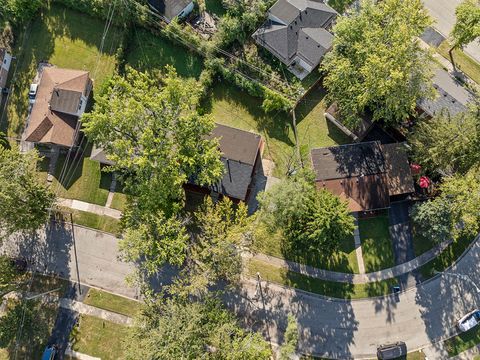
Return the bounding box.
[412,231,437,257]
[418,233,473,279]
[205,0,227,16]
[127,26,203,78]
[207,83,349,178]
[248,259,398,299]
[52,145,112,206]
[444,325,480,357]
[438,40,480,84]
[84,288,142,318]
[57,207,120,234]
[70,315,129,360]
[110,192,128,211]
[359,215,395,272]
[253,223,359,273]
[3,3,122,140]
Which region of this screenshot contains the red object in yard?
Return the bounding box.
[410,163,421,175]
[419,176,431,188]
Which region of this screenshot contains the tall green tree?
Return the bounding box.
[450,0,480,70]
[0,147,55,240]
[409,107,480,175]
[167,197,250,298]
[322,0,433,127]
[124,298,271,360]
[280,314,299,360]
[0,0,43,24]
[82,67,223,218]
[258,170,355,255]
[440,167,480,237]
[411,198,453,244]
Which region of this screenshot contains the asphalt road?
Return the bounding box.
[423,0,480,63]
[3,223,480,359]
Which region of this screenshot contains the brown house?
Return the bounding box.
[24,67,92,147]
[311,141,414,213]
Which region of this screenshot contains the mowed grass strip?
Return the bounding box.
[248,259,398,299]
[253,224,359,274]
[444,325,480,357]
[437,41,480,84]
[359,214,395,272]
[57,207,120,234]
[4,3,121,140]
[70,315,129,360]
[84,288,142,318]
[418,233,473,279]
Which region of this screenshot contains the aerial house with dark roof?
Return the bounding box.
[310,141,414,214]
[91,124,264,203]
[24,67,92,148]
[252,0,337,79]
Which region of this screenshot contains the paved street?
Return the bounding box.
[423,0,480,63]
[3,223,480,358]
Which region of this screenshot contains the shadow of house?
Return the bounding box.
[310,141,414,215]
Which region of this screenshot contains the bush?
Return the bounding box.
[262,88,293,113]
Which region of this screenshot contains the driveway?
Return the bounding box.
[4,223,480,358]
[423,0,480,63]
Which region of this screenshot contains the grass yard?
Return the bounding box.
[110,192,128,211]
[248,259,398,299]
[127,26,203,78]
[359,214,395,272]
[70,315,129,360]
[84,288,142,318]
[207,83,348,178]
[418,233,473,279]
[253,223,359,273]
[205,0,227,16]
[437,41,480,84]
[52,145,112,206]
[57,207,121,234]
[2,3,122,140]
[412,231,437,257]
[444,324,480,357]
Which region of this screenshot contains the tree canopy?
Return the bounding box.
[124,297,271,360]
[451,0,480,49]
[258,170,355,255]
[82,67,223,218]
[411,198,453,244]
[0,147,55,239]
[409,105,480,176]
[322,0,433,127]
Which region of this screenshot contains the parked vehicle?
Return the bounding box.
[41,345,57,360]
[28,83,38,104]
[377,341,407,359]
[457,309,480,332]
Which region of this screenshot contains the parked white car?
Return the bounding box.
[28,83,38,104]
[457,309,480,332]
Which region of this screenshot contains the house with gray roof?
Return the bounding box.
[417,68,474,118]
[148,0,194,23]
[252,0,337,79]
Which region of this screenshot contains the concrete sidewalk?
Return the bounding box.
[58,198,122,219]
[252,238,452,284]
[59,298,133,326]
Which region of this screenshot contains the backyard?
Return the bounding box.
[207,83,349,178]
[1,3,122,140]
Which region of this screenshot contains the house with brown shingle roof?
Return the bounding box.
[24,67,92,147]
[311,141,414,213]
